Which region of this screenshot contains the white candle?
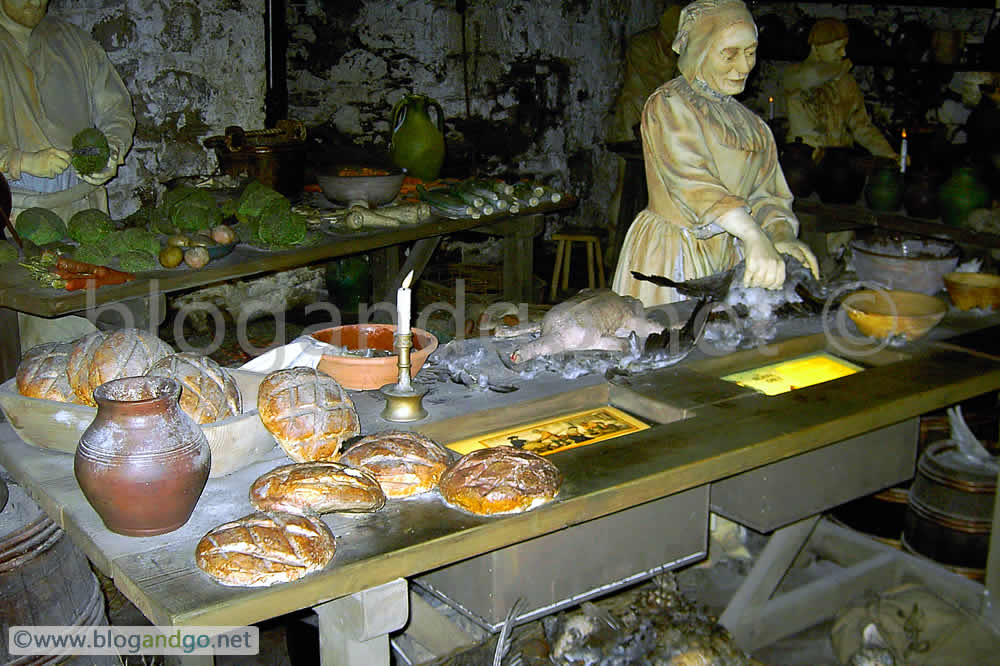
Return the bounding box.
[768,96,775,121]
[397,269,413,335]
[900,129,908,174]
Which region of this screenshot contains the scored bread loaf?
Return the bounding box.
[438,446,562,515]
[67,331,109,406]
[16,342,75,402]
[195,511,335,587]
[146,353,242,424]
[87,328,173,398]
[257,367,360,462]
[338,430,452,498]
[249,461,386,514]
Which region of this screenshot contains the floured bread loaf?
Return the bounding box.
[439,446,562,515]
[67,331,109,406]
[339,430,452,498]
[257,367,360,462]
[88,328,173,397]
[16,342,75,402]
[147,353,242,424]
[249,461,386,514]
[195,511,335,587]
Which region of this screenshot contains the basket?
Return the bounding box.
[420,263,503,305]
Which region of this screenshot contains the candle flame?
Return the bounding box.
[902,129,907,139]
[402,269,414,290]
[769,96,774,103]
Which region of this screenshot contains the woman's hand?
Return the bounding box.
[774,239,821,280]
[20,148,71,178]
[715,207,785,290]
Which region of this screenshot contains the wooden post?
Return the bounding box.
[313,578,408,666]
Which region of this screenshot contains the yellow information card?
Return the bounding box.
[721,351,863,396]
[446,406,649,456]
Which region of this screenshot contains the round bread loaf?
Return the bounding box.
[257,367,360,462]
[195,511,335,587]
[66,331,109,406]
[87,328,173,397]
[146,353,242,424]
[249,461,386,514]
[339,430,452,498]
[438,446,562,515]
[16,342,75,402]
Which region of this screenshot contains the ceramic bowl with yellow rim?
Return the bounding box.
[843,289,947,341]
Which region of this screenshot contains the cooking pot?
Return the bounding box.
[204,119,306,197]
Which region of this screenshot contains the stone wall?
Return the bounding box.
[49,0,266,218]
[285,0,668,230]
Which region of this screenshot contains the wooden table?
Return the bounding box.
[0,199,573,381]
[3,312,1000,664]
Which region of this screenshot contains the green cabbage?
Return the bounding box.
[107,227,161,258]
[117,250,159,273]
[14,208,66,245]
[67,209,114,244]
[72,243,110,265]
[71,128,111,176]
[171,188,222,233]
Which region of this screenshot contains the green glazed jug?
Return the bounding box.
[389,94,445,181]
[864,163,905,212]
[938,166,990,227]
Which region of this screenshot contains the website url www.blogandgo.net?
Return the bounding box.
[8,626,259,656]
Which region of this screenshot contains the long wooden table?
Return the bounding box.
[2,313,1000,664]
[0,199,572,381]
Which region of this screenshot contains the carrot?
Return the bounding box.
[63,277,98,291]
[94,265,136,282]
[55,267,96,280]
[57,256,100,274]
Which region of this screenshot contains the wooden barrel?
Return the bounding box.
[902,440,997,580]
[1,481,108,665]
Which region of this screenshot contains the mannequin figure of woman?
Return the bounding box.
[612,0,818,305]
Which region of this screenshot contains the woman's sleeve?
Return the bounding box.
[642,90,747,237]
[82,39,135,165]
[747,123,799,241]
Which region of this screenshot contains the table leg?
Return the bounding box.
[312,578,408,666]
[985,467,1000,623]
[0,307,19,383]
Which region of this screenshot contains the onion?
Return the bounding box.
[211,224,237,245]
[184,246,210,269]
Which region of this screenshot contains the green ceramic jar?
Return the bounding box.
[389,94,445,181]
[938,166,990,227]
[864,164,905,212]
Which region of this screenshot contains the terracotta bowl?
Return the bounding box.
[943,272,1000,311]
[315,166,404,206]
[843,289,947,341]
[312,324,438,390]
[850,236,959,295]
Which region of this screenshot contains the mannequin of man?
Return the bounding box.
[783,18,898,162]
[0,0,136,350]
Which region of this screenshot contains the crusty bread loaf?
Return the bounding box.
[257,367,360,462]
[195,511,335,587]
[67,331,109,406]
[249,461,386,514]
[146,353,242,424]
[438,446,562,515]
[87,328,173,395]
[339,430,452,498]
[16,342,75,402]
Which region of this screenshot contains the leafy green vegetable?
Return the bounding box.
[171,188,222,233]
[71,128,110,176]
[0,240,17,265]
[67,209,114,244]
[236,181,285,225]
[117,250,160,273]
[15,208,66,245]
[72,243,110,265]
[106,227,160,258]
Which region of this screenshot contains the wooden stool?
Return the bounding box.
[550,232,606,302]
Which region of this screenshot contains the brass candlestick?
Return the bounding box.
[379,332,428,422]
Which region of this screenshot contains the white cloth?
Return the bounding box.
[240,335,346,374]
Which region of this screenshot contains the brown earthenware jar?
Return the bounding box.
[74,376,211,537]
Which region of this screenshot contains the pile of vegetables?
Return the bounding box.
[416,179,564,220]
[20,251,135,291]
[234,181,308,249]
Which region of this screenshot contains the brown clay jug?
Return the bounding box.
[74,376,211,536]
